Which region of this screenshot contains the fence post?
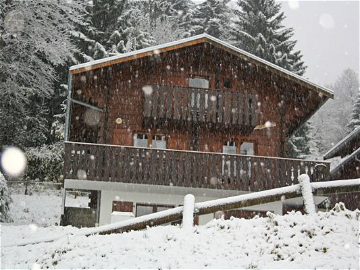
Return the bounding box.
[299,174,316,214]
[182,194,195,229]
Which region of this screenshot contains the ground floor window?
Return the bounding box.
[136,203,173,217]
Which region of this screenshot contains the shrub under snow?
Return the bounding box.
[24,143,64,183]
[0,172,13,222]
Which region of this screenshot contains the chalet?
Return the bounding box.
[323,127,360,210]
[61,34,334,227]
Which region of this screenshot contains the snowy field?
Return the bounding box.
[1,192,360,269]
[6,189,89,227]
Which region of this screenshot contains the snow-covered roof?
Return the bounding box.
[69,34,334,98]
[329,146,360,177]
[323,126,360,160]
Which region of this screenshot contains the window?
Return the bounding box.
[136,205,153,217]
[222,141,237,154]
[151,135,166,149]
[136,204,173,217]
[189,77,210,109]
[134,133,167,149]
[189,77,209,89]
[223,78,231,88]
[240,142,254,155]
[134,134,148,147]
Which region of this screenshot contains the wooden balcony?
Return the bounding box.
[64,142,331,192]
[143,85,259,134]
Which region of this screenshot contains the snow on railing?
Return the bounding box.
[5,176,360,248]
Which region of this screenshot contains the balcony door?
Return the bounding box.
[189,77,209,109]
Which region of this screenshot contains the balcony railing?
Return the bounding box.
[143,85,259,133]
[64,142,331,192]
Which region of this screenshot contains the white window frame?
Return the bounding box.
[134,134,148,148]
[151,135,166,149]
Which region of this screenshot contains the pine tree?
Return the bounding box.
[71,1,100,62]
[346,91,360,132]
[191,0,232,39]
[166,0,195,38]
[0,172,13,223]
[231,0,306,74]
[116,4,155,53]
[231,0,310,158]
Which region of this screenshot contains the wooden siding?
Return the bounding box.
[64,142,331,192]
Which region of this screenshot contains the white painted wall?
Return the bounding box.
[64,180,283,226]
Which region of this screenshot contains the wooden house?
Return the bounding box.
[61,34,334,227]
[323,127,360,210]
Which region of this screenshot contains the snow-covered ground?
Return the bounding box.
[7,189,89,227]
[1,191,360,269]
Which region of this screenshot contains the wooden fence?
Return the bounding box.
[64,142,331,192]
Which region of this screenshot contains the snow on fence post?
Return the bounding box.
[298,174,316,214]
[182,194,195,229]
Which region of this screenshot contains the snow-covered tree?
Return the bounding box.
[0,0,83,148]
[150,17,182,45]
[231,0,306,75]
[0,172,12,223]
[117,5,155,53]
[71,1,99,63]
[312,68,360,152]
[167,0,196,38]
[286,122,311,159]
[191,0,232,39]
[346,91,360,132]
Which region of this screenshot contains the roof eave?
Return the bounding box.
[330,146,360,176]
[324,127,360,160]
[69,33,334,99]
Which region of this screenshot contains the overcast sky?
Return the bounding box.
[278,0,359,86]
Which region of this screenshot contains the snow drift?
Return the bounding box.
[2,204,359,269]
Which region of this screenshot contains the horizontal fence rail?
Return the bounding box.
[143,85,258,131]
[64,142,331,192]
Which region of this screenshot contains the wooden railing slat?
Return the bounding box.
[232,94,238,125]
[199,91,205,122]
[238,93,244,126]
[158,87,166,118]
[174,87,181,120]
[151,86,159,118]
[166,86,173,119]
[224,91,231,125]
[217,91,223,123]
[244,92,249,126]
